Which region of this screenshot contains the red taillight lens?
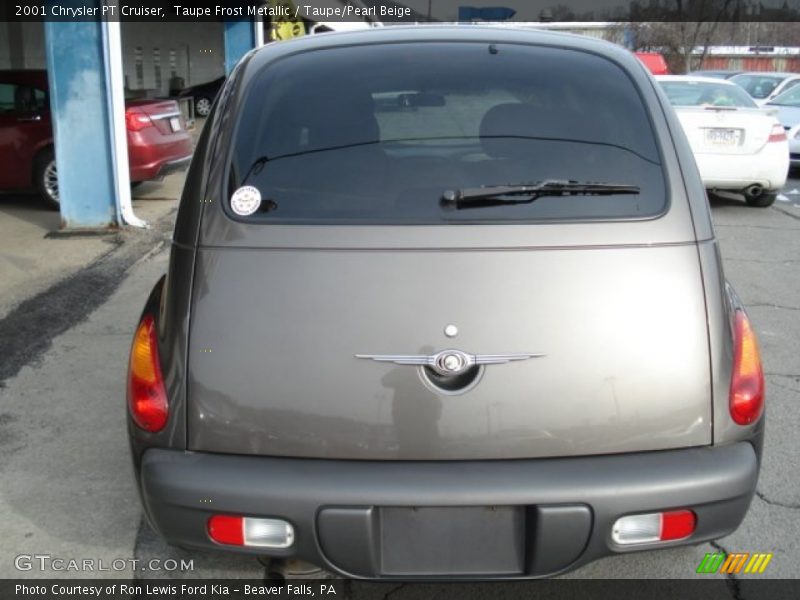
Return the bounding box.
[125,110,152,132]
[768,123,787,142]
[127,314,168,432]
[660,510,697,541]
[207,515,244,546]
[730,310,765,425]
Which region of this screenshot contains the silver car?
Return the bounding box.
[127,27,765,579]
[766,84,800,168]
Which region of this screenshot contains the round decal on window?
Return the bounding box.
[230,186,262,216]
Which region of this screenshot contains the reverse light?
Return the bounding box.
[730,310,765,425]
[127,314,168,432]
[612,510,696,545]
[768,123,787,142]
[125,109,153,132]
[207,515,294,548]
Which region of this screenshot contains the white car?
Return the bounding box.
[730,72,800,107]
[657,75,789,207]
[765,85,800,168]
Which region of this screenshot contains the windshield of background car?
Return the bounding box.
[229,42,666,224]
[769,85,800,107]
[660,80,757,108]
[731,74,785,99]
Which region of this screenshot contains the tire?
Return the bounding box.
[746,191,777,208]
[194,96,212,117]
[35,148,59,210]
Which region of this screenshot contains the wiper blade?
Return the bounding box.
[441,180,640,210]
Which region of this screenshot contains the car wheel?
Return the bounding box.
[36,148,60,210]
[195,96,212,117]
[746,191,777,208]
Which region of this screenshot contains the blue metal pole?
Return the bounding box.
[44,11,120,229]
[224,20,258,75]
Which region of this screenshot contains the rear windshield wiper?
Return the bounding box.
[441,180,640,210]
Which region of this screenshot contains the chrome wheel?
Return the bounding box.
[195,97,212,117]
[43,159,59,205]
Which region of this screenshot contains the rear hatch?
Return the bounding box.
[185,38,712,460]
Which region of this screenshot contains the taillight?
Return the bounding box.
[768,123,787,142]
[207,515,295,548]
[612,510,696,545]
[730,310,765,425]
[207,515,244,546]
[127,314,168,432]
[125,110,152,132]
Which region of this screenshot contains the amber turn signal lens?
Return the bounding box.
[127,314,168,432]
[729,310,764,425]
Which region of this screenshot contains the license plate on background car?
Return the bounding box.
[705,128,742,146]
[170,117,181,132]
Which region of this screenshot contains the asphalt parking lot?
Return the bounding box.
[0,175,798,596]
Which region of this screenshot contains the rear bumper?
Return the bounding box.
[694,145,789,191]
[128,131,193,182]
[139,442,759,579]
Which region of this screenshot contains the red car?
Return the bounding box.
[634,52,670,75]
[0,70,193,209]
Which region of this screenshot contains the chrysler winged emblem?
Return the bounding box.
[355,349,545,376]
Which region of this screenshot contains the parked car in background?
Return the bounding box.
[129,28,764,580]
[730,71,800,106]
[765,85,800,169]
[691,69,745,80]
[634,51,669,75]
[658,75,788,206]
[0,70,193,209]
[177,76,225,118]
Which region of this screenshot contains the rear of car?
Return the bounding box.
[658,75,789,206]
[128,28,764,579]
[125,99,193,182]
[0,70,193,208]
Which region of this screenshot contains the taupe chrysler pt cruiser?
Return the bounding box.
[127,27,765,579]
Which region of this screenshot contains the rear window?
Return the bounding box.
[229,42,666,224]
[660,80,757,108]
[730,74,785,99]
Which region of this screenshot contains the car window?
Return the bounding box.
[229,43,666,224]
[731,74,784,99]
[769,84,800,107]
[0,82,47,113]
[779,79,800,94]
[659,81,757,108]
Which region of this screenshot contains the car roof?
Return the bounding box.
[733,71,799,79]
[247,25,638,67]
